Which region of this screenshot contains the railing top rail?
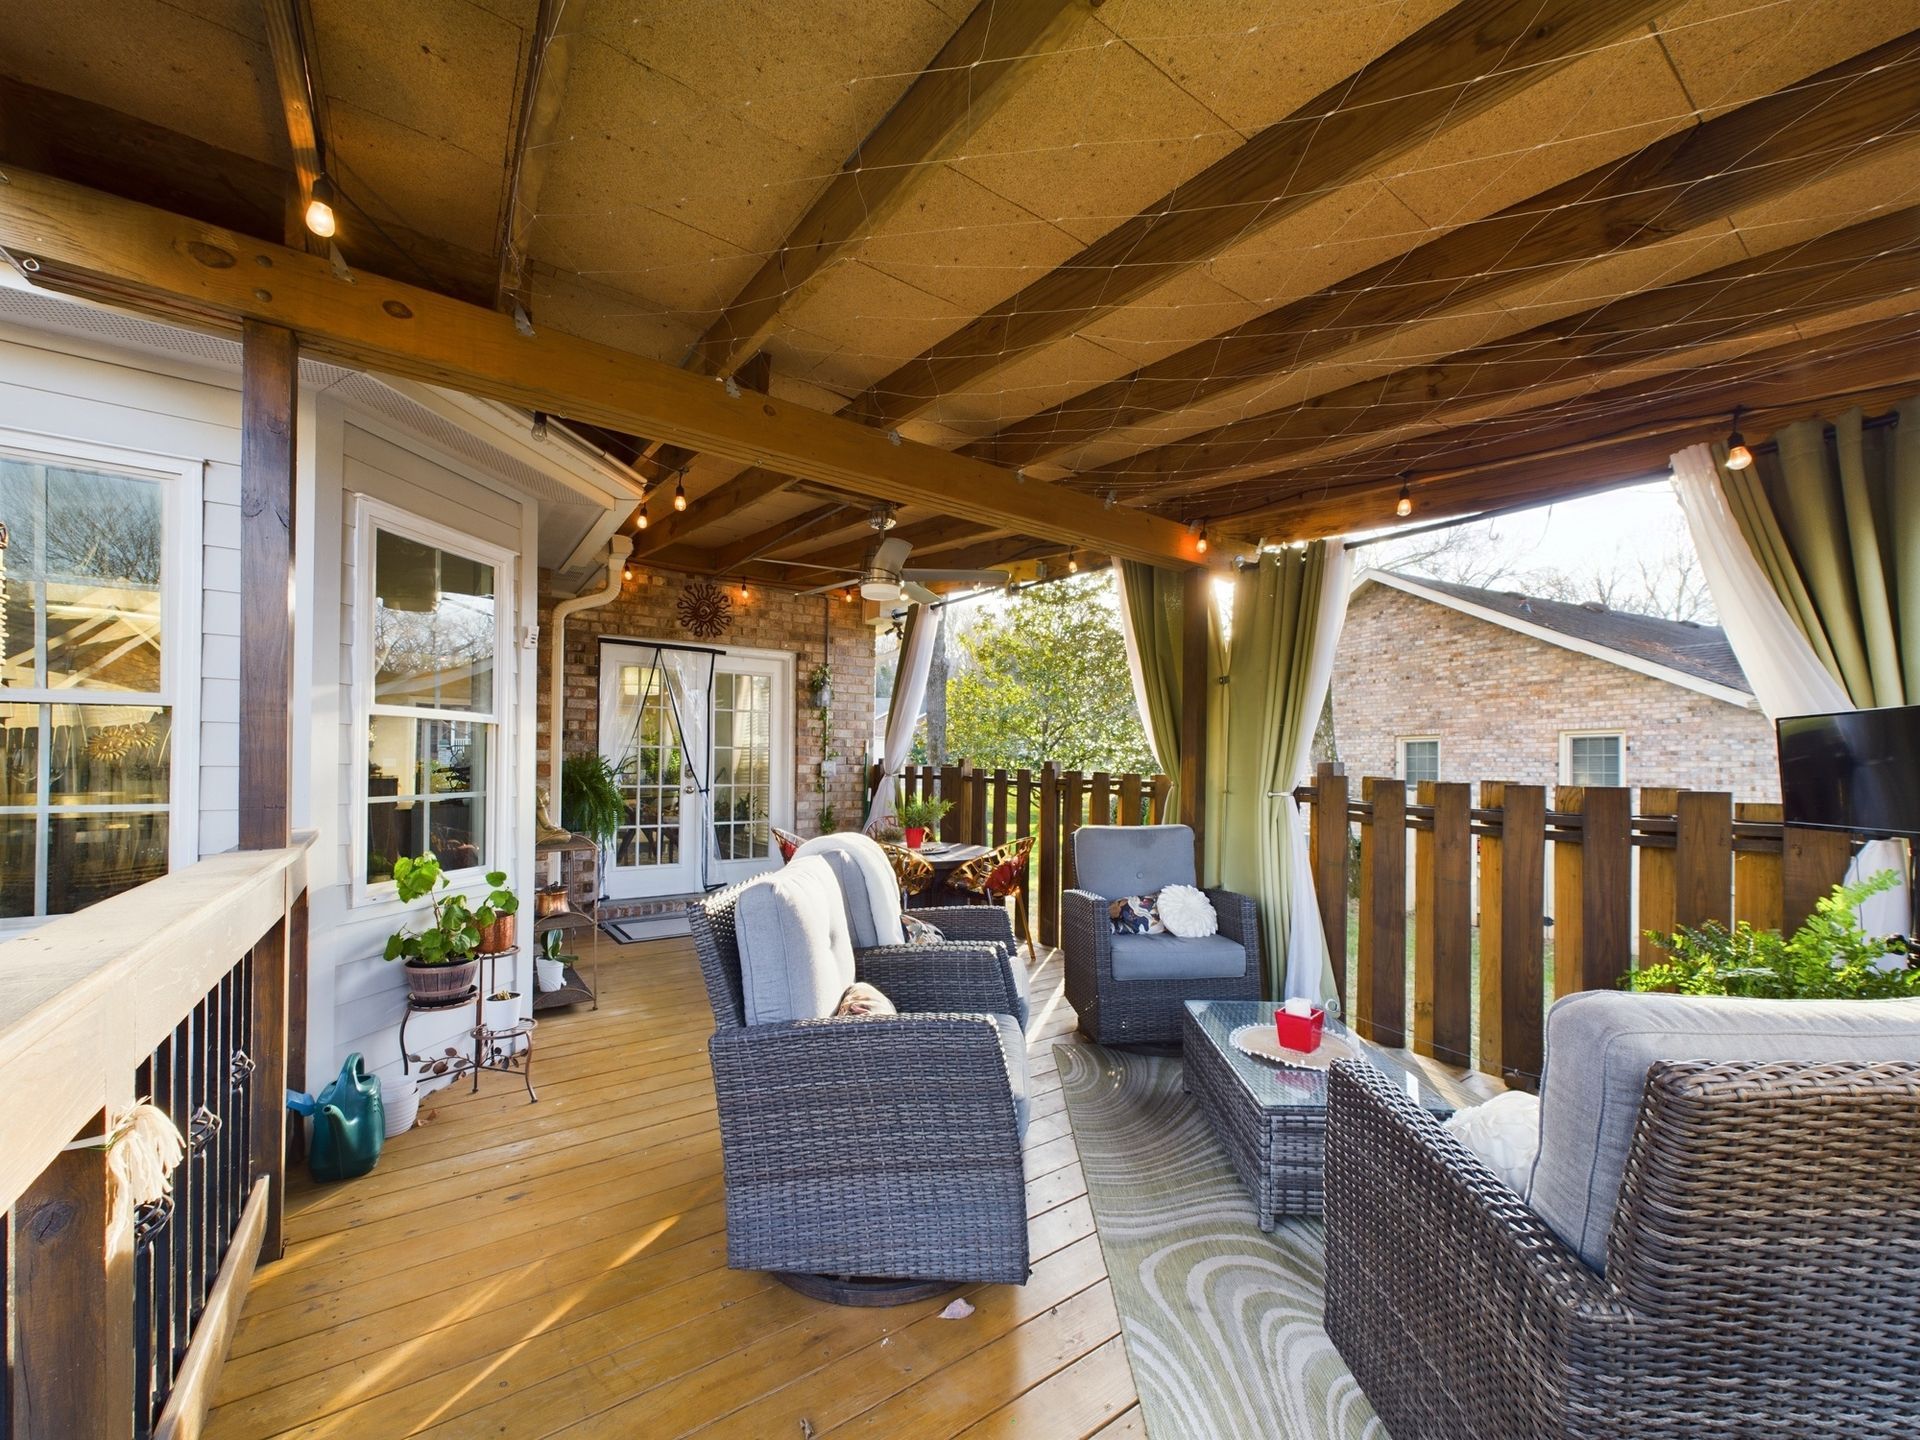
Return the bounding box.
[0,837,312,1216]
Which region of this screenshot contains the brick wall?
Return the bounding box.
[1331,584,1779,801]
[536,566,878,835]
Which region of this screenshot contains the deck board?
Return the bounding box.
[206,933,1138,1439]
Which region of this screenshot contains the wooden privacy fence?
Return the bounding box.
[871,761,1171,945]
[1298,763,1855,1092]
[0,841,310,1440]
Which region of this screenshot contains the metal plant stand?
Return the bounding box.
[400,949,537,1103]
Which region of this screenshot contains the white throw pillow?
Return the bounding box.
[1441,1090,1541,1195]
[1155,883,1217,938]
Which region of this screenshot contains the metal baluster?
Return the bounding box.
[219,965,236,1254]
[189,992,211,1329]
[133,1052,154,1439]
[166,1014,190,1405]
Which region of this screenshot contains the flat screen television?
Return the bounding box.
[1776,705,1920,840]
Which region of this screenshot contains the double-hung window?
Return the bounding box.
[356,500,508,892]
[0,440,193,918]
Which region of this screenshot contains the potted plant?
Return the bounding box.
[896,794,951,850]
[1628,870,1916,998]
[473,870,520,953]
[482,988,522,1033]
[536,927,572,992]
[562,752,626,845]
[383,853,482,1004]
[807,660,833,710]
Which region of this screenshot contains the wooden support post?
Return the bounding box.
[249,915,290,1263]
[1309,763,1349,1008]
[1118,773,1142,827]
[1555,786,1633,996]
[1783,824,1853,932]
[13,1110,135,1440]
[1480,782,1545,1090]
[969,766,988,846]
[1178,566,1211,876]
[284,886,309,1165]
[239,321,297,850]
[1356,777,1405,1048]
[1089,772,1112,827]
[1149,775,1171,823]
[1413,781,1472,1066]
[1675,790,1734,931]
[1038,763,1061,946]
[1735,803,1784,932]
[1638,787,1678,968]
[1015,768,1033,842]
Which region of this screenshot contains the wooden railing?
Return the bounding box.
[0,841,310,1440]
[872,762,1172,945]
[1297,763,1856,1091]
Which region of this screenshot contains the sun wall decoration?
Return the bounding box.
[676,578,732,639]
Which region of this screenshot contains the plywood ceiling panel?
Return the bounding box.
[918,335,1143,437]
[524,269,702,366]
[1201,181,1430,309]
[1724,141,1920,256]
[1655,0,1919,118]
[1074,270,1270,370]
[857,164,1084,313]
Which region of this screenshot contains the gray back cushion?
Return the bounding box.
[1528,990,1920,1270]
[792,832,904,948]
[1074,824,1195,900]
[733,855,856,1025]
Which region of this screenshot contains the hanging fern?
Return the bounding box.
[561,753,627,845]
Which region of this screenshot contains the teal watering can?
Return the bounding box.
[287,1053,385,1182]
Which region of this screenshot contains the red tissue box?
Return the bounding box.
[1274,1006,1325,1054]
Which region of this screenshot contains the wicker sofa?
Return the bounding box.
[1325,991,1920,1438]
[1062,823,1261,1044]
[689,855,1031,1292]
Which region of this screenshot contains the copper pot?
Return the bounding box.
[475,914,517,954]
[535,885,570,919]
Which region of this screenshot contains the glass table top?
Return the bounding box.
[1184,999,1457,1115]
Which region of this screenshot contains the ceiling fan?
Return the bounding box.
[797,506,1009,606]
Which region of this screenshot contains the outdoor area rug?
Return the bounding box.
[1055,1042,1383,1440]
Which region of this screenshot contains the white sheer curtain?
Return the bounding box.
[659,648,716,889]
[1672,443,1907,933]
[866,603,936,829]
[1112,565,1163,764]
[1282,544,1353,1000]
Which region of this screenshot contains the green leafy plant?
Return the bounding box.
[477,869,519,926]
[541,927,565,961]
[383,853,482,967]
[1628,870,1915,999]
[898,794,952,832]
[562,753,627,845]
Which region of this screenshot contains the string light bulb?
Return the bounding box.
[530,410,549,442]
[737,581,750,602]
[673,475,688,512]
[1189,520,1208,555]
[635,499,648,531]
[1724,407,1754,470]
[1396,479,1413,518]
[842,587,854,603]
[303,174,337,239]
[1067,555,1078,573]
[623,564,633,582]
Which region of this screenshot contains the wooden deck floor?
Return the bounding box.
[206,933,1142,1440]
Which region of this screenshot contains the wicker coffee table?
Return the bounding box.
[1182,998,1470,1228]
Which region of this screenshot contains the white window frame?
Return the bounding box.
[1560,730,1627,788]
[349,494,514,907]
[0,429,201,927]
[1397,735,1441,791]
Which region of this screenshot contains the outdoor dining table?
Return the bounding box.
[912,840,988,907]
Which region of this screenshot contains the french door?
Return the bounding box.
[598,641,792,899]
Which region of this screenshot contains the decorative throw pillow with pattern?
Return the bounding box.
[901,914,946,945]
[834,982,897,1017]
[1108,894,1163,935]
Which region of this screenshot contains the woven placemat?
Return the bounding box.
[1228,1023,1358,1071]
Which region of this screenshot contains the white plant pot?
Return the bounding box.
[482,992,523,1032]
[536,955,568,992]
[379,1073,419,1138]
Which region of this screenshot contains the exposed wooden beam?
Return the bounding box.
[496,0,577,311]
[636,351,774,487]
[239,321,297,850]
[786,515,989,578]
[844,0,1670,431]
[699,502,860,573]
[0,169,1204,565]
[260,0,329,251]
[1093,205,1920,501]
[685,0,1095,378]
[627,468,794,554]
[1222,313,1920,538]
[968,32,1920,470]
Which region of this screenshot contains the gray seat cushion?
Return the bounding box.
[991,1013,1030,1137]
[733,856,856,1026]
[1073,823,1195,900]
[1528,991,1920,1270]
[1007,946,1031,1027]
[1109,932,1247,982]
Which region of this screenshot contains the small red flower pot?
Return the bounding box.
[904,826,927,850]
[1275,1006,1325,1054]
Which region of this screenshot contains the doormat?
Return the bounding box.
[600,909,692,944]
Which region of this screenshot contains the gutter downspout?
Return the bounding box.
[548,534,635,806]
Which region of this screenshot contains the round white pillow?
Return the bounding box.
[1155,883,1217,938]
[1440,1090,1541,1194]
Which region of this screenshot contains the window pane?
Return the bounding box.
[0,702,36,807]
[49,706,170,806]
[47,810,168,914]
[0,814,34,917]
[366,800,421,884]
[430,795,485,871]
[372,530,495,712]
[1568,736,1622,787]
[1402,739,1439,787]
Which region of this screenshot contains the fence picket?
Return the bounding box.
[1414,781,1472,1066]
[1357,777,1406,1049]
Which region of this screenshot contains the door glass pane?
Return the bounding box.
[372,530,495,712]
[0,702,37,807]
[47,810,168,914]
[48,705,170,805]
[607,662,685,873]
[0,814,36,917]
[713,667,772,862]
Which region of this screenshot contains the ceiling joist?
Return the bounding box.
[259,0,328,252]
[496,0,578,313]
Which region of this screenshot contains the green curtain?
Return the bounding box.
[1723,396,1919,707]
[1213,544,1348,1000]
[1117,561,1185,811]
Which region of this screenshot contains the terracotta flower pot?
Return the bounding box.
[904,826,927,850]
[476,914,516,954]
[404,957,478,1005]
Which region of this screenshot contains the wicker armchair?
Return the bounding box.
[689,877,1030,1290]
[1062,823,1261,1044]
[1324,1057,1920,1439]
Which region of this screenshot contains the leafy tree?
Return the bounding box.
[945,575,1155,774]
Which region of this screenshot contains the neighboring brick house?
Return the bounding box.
[1333,570,1778,803]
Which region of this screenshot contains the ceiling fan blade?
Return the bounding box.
[901,567,1010,586]
[901,581,943,606]
[870,535,914,573]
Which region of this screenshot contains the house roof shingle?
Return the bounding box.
[1378,573,1752,694]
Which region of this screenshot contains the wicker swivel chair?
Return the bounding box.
[1062,824,1261,1044]
[689,858,1030,1300]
